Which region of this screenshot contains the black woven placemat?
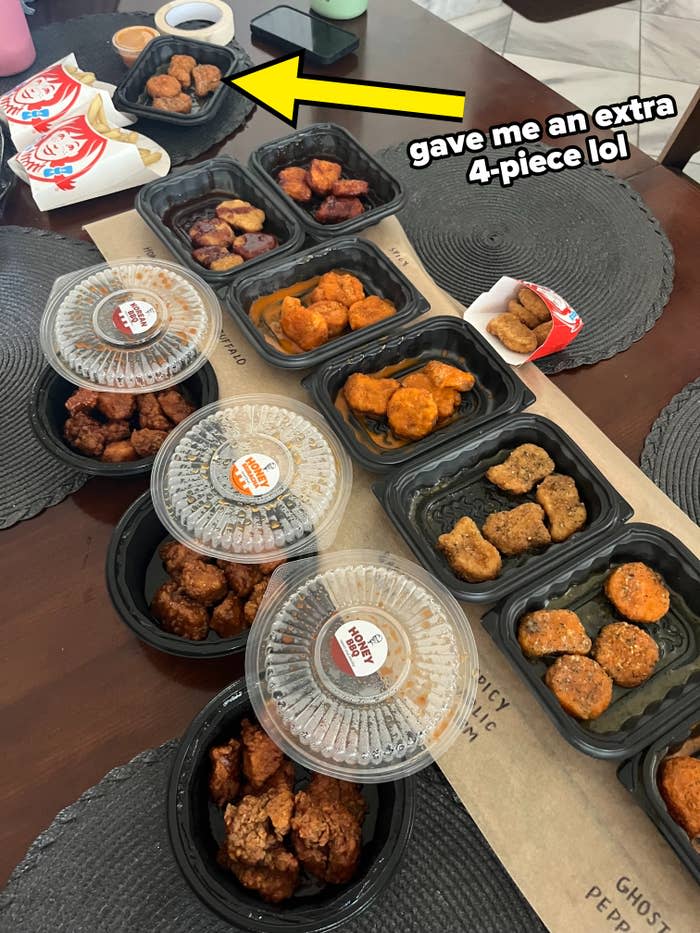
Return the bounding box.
[640,378,700,525]
[0,12,254,167]
[0,226,97,529]
[0,740,544,933]
[378,143,675,374]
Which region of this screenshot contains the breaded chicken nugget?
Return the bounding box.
[210,593,246,638]
[518,287,551,324]
[278,166,312,203]
[178,560,228,606]
[482,502,551,557]
[347,295,396,330]
[315,196,364,224]
[506,299,540,329]
[192,245,230,269]
[137,392,171,432]
[604,562,670,624]
[159,540,203,577]
[518,609,591,658]
[189,217,233,248]
[211,253,245,272]
[307,300,348,338]
[151,581,209,640]
[209,737,241,806]
[309,271,364,307]
[486,444,555,495]
[307,158,342,196]
[545,655,613,720]
[217,561,262,598]
[331,178,369,197]
[153,93,192,113]
[487,313,537,354]
[534,320,552,347]
[437,516,502,582]
[279,297,329,351]
[216,199,265,233]
[97,392,136,421]
[102,420,131,443]
[168,53,195,88]
[157,389,195,424]
[422,360,475,392]
[65,387,98,416]
[659,756,700,839]
[592,621,659,687]
[401,372,461,420]
[387,387,438,440]
[343,373,400,418]
[146,74,180,98]
[192,63,221,96]
[101,440,138,462]
[536,473,587,542]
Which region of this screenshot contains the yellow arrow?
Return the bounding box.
[224,51,465,127]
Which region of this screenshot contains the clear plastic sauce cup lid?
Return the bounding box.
[151,395,353,564]
[245,550,479,782]
[40,259,221,393]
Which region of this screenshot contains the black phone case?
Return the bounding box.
[250,6,359,66]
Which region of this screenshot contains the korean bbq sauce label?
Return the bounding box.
[229,454,280,497]
[331,620,388,678]
[112,300,158,335]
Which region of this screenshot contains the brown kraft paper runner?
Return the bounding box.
[86,210,700,933]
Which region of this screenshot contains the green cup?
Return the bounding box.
[310,0,368,19]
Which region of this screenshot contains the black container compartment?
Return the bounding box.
[30,363,219,478]
[225,236,429,370]
[249,123,405,240]
[113,36,238,125]
[618,704,700,884]
[482,522,700,759]
[136,157,304,286]
[168,679,416,932]
[374,412,633,601]
[303,316,535,473]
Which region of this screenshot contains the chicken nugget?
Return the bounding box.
[211,253,245,272]
[592,621,659,687]
[437,516,502,583]
[152,92,192,113]
[387,387,439,440]
[401,372,461,420]
[291,778,363,885]
[101,440,138,462]
[348,295,396,330]
[518,287,550,324]
[659,756,700,839]
[178,560,228,606]
[507,299,541,329]
[331,178,369,197]
[151,581,209,640]
[244,580,269,626]
[146,73,181,98]
[422,360,475,392]
[168,53,195,88]
[192,63,221,96]
[518,609,591,658]
[486,444,555,495]
[545,654,613,720]
[160,541,204,579]
[209,737,241,806]
[534,320,553,347]
[241,719,285,790]
[278,166,312,203]
[137,393,171,431]
[232,233,279,261]
[189,217,233,248]
[97,392,136,421]
[65,387,98,416]
[343,373,400,418]
[486,313,537,354]
[315,196,364,224]
[536,473,587,542]
[258,559,286,576]
[307,158,341,196]
[130,428,168,457]
[216,199,265,233]
[307,300,348,338]
[482,502,551,557]
[63,413,106,458]
[604,562,670,624]
[280,297,329,351]
[102,420,131,443]
[157,389,194,425]
[210,593,246,637]
[192,245,230,269]
[309,271,364,307]
[217,561,263,598]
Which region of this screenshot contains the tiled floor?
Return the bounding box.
[414,0,700,182]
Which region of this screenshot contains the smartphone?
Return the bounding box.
[250,5,360,66]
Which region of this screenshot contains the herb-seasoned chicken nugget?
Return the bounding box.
[331,178,369,197]
[146,73,181,98]
[401,372,461,420]
[659,756,700,839]
[168,53,195,88]
[592,621,659,687]
[343,373,400,418]
[97,392,136,421]
[387,387,439,440]
[157,389,195,424]
[192,245,231,269]
[486,313,537,354]
[518,287,550,324]
[101,440,138,462]
[278,166,312,203]
[65,387,98,415]
[189,217,233,248]
[536,473,587,542]
[422,360,475,392]
[211,253,245,272]
[315,195,364,224]
[486,444,555,495]
[209,737,241,806]
[347,295,396,330]
[131,428,168,457]
[438,516,502,582]
[153,93,192,113]
[518,609,591,658]
[604,562,670,623]
[309,271,364,307]
[280,296,329,351]
[151,581,209,640]
[534,320,552,347]
[307,158,342,195]
[216,199,265,233]
[545,654,613,720]
[507,299,540,329]
[482,502,551,557]
[307,300,348,338]
[192,63,221,96]
[210,593,246,638]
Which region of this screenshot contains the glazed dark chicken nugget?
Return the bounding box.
[64,412,106,457]
[210,593,246,637]
[215,199,265,233]
[545,654,613,720]
[65,387,98,416]
[278,166,312,203]
[536,473,587,542]
[518,609,591,658]
[280,296,329,351]
[482,502,551,557]
[604,562,670,623]
[518,287,551,324]
[422,360,475,392]
[232,232,279,261]
[101,440,138,462]
[307,158,342,196]
[486,443,555,495]
[307,299,348,338]
[216,560,262,598]
[387,387,439,440]
[137,392,171,431]
[151,581,209,640]
[309,271,364,307]
[192,63,221,96]
[347,295,396,330]
[592,621,659,687]
[131,428,168,457]
[315,195,364,224]
[97,392,135,421]
[209,737,241,806]
[343,373,400,418]
[659,756,700,839]
[192,245,230,269]
[438,516,502,583]
[486,313,537,354]
[177,560,228,606]
[189,217,233,248]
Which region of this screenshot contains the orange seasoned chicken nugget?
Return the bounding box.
[482,502,551,557]
[592,621,659,687]
[545,655,613,720]
[518,287,550,324]
[659,757,700,839]
[486,313,537,354]
[486,443,555,495]
[536,473,587,542]
[307,158,342,196]
[309,271,364,307]
[438,516,502,582]
[279,296,329,351]
[517,609,591,658]
[348,295,396,330]
[604,562,670,623]
[331,178,369,197]
[278,166,312,203]
[401,372,460,420]
[507,299,541,329]
[307,300,348,338]
[343,373,400,418]
[216,199,265,233]
[387,387,438,440]
[422,360,475,392]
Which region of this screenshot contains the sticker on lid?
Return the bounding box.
[112,300,158,336]
[332,620,388,678]
[230,453,281,497]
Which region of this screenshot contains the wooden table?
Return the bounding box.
[1,0,698,892]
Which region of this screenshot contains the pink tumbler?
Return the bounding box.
[0,0,36,78]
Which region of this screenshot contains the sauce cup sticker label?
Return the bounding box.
[230,454,280,497]
[112,300,158,335]
[332,621,388,678]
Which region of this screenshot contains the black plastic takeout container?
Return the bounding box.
[374,412,633,602]
[167,679,416,932]
[249,123,406,240]
[303,316,535,473]
[30,363,219,478]
[224,236,430,370]
[482,522,700,759]
[113,35,238,125]
[617,703,700,884]
[136,157,305,287]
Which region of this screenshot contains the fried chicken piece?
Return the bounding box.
[64,411,106,457]
[177,561,228,606]
[228,858,299,903]
[232,233,279,261]
[307,158,342,196]
[331,178,369,197]
[152,93,192,113]
[192,245,230,269]
[96,392,136,421]
[536,473,587,542]
[241,719,285,790]
[306,773,368,824]
[387,386,438,440]
[307,299,348,338]
[146,73,181,98]
[151,581,209,640]
[101,440,138,462]
[534,320,553,347]
[348,295,396,330]
[506,299,541,329]
[278,166,312,203]
[591,621,659,687]
[315,196,364,224]
[157,389,195,425]
[291,775,364,884]
[604,562,670,624]
[258,559,286,576]
[130,428,168,457]
[280,296,329,351]
[242,759,295,797]
[168,53,195,88]
[659,756,700,839]
[216,561,263,598]
[422,361,475,392]
[438,516,502,583]
[482,502,552,557]
[209,738,241,806]
[517,609,591,658]
[137,393,171,431]
[401,372,461,420]
[486,313,537,354]
[216,199,266,233]
[192,63,222,97]
[65,387,98,416]
[244,580,269,626]
[486,443,555,495]
[159,540,204,577]
[545,655,613,720]
[309,271,365,307]
[102,420,131,443]
[518,287,551,324]
[211,252,245,272]
[210,593,246,637]
[343,372,400,418]
[189,217,233,248]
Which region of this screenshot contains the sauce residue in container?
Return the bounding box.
[248,275,322,355]
[112,26,160,67]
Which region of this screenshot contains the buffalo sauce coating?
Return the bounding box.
[248,275,322,355]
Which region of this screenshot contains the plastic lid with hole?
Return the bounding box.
[40,259,221,393]
[245,550,479,782]
[151,395,352,564]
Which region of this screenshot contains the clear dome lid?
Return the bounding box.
[246,550,478,782]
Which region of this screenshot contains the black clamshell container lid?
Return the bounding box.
[374,412,633,602]
[482,522,700,759]
[30,363,219,478]
[167,678,416,932]
[136,157,305,286]
[113,35,238,126]
[303,315,535,473]
[248,123,406,240]
[224,236,430,370]
[617,701,700,884]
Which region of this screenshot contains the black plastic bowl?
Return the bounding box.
[224,236,429,370]
[30,363,219,478]
[249,123,405,240]
[168,679,416,932]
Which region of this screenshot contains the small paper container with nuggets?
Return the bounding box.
[466,276,583,367]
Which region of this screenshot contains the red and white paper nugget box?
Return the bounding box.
[465,276,583,366]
